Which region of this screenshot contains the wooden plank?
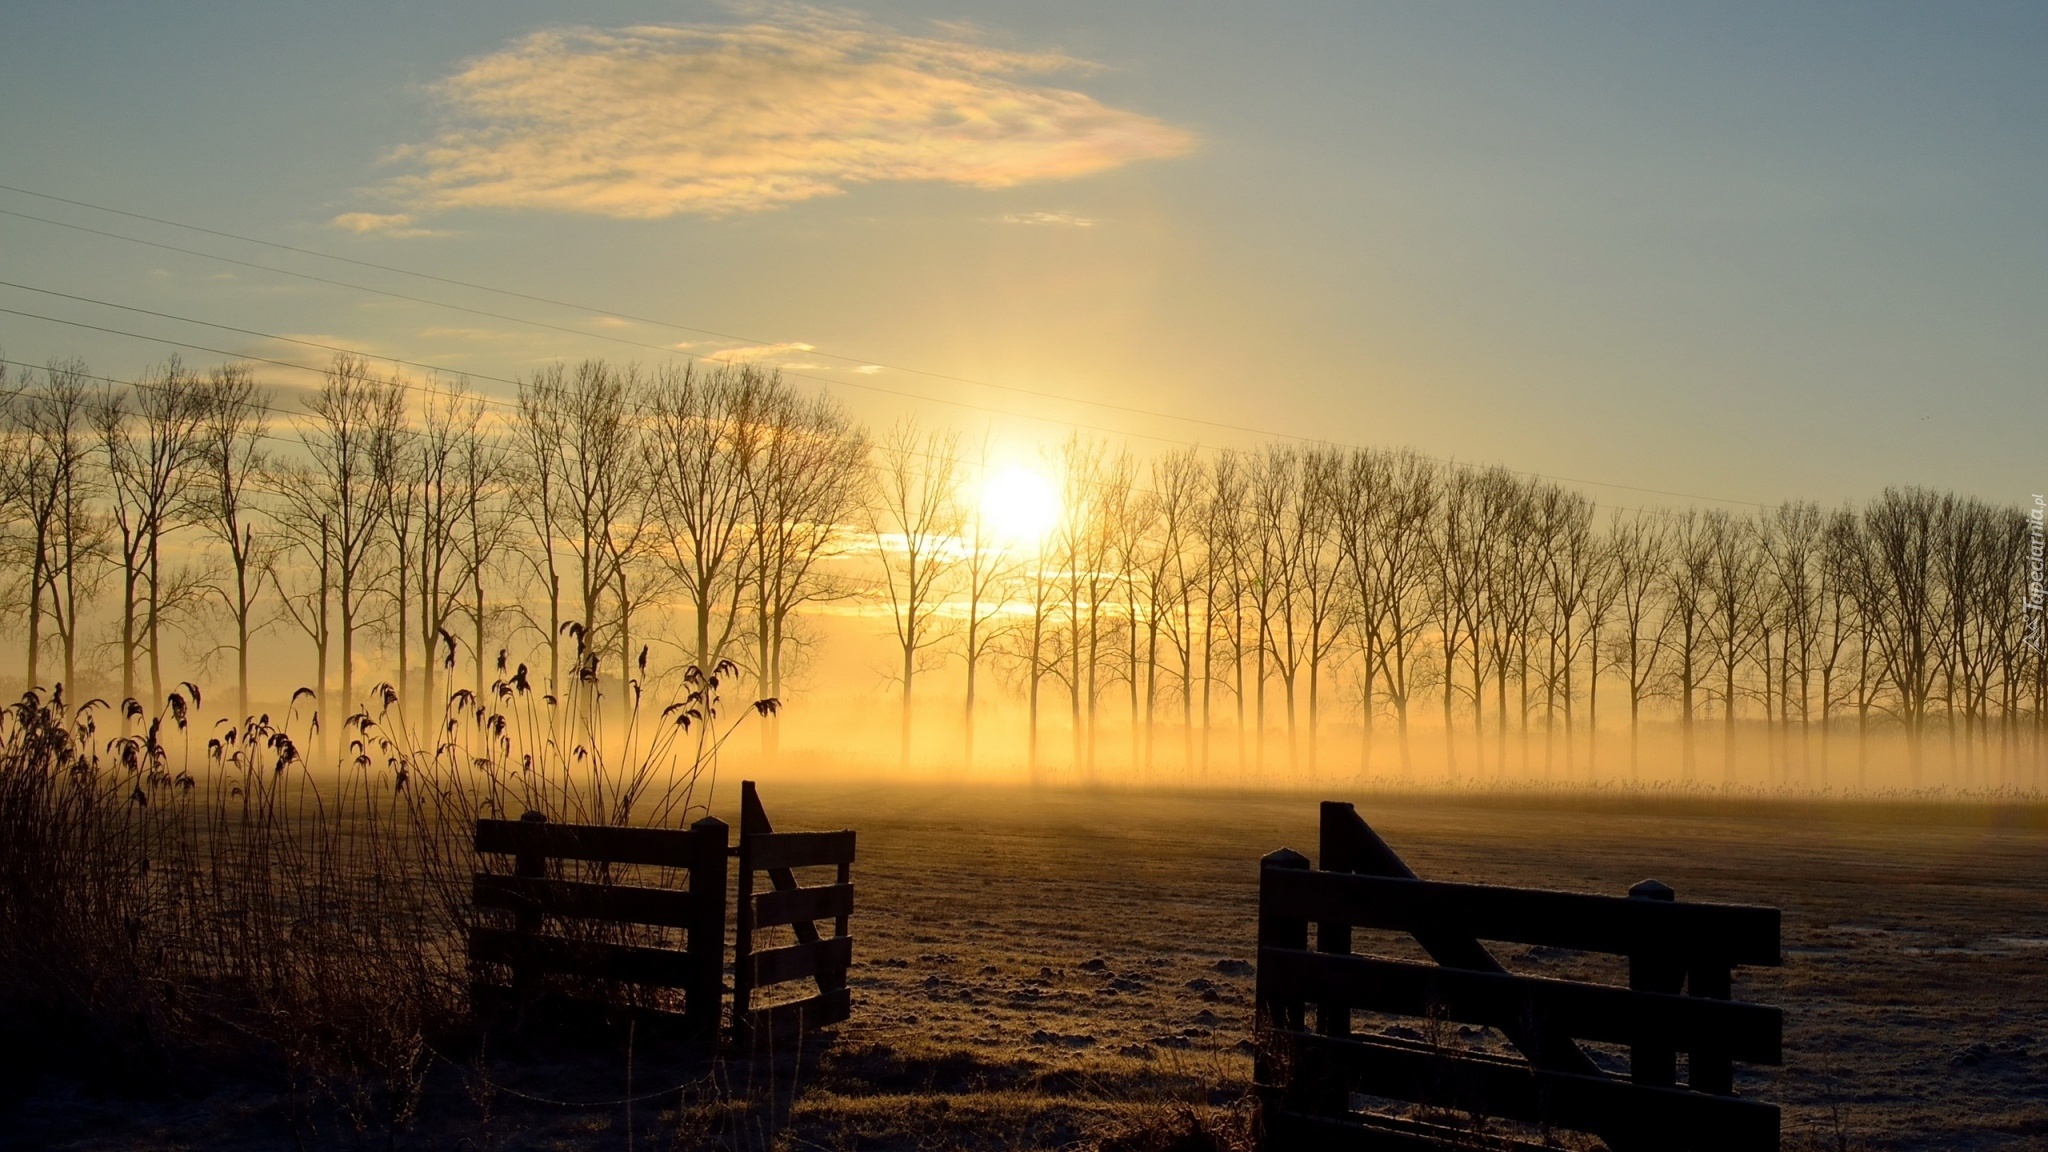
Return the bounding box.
[468,925,700,989]
[739,781,839,1004]
[749,934,853,988]
[755,882,853,928]
[1308,804,1609,1090]
[475,818,700,868]
[1258,946,1779,1063]
[473,873,695,928]
[1264,866,1782,966]
[1689,961,1737,1094]
[1276,1030,1780,1152]
[744,987,852,1042]
[747,830,856,871]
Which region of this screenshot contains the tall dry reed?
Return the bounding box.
[0,653,768,1131]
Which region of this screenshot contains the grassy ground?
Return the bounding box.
[8,783,2047,1150]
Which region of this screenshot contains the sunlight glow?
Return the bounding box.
[979,466,1061,547]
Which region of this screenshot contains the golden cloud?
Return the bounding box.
[1001,211,1096,227]
[708,341,817,364]
[327,211,446,238]
[380,12,1193,218]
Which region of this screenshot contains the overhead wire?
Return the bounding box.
[0,182,1770,509]
[0,307,1721,526]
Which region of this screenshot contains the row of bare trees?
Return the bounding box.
[1,352,2041,788]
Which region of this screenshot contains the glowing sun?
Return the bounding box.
[979,466,1061,546]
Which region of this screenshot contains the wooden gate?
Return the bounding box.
[731,780,856,1044]
[1255,802,1784,1151]
[470,812,731,1038]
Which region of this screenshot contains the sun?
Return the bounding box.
[979,465,1061,547]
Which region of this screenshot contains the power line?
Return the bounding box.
[0,279,1244,455]
[0,302,1721,525]
[0,183,1297,439]
[0,206,756,368]
[0,182,1769,509]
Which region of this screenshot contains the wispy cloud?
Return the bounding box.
[708,341,817,364]
[328,211,447,238]
[375,10,1193,219]
[1001,211,1096,227]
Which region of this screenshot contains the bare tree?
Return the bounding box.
[1293,449,1349,773]
[956,438,1021,771]
[1201,452,1250,773]
[1008,441,1076,779]
[646,362,757,676]
[1854,489,1943,783]
[1764,502,1827,784]
[868,421,962,769]
[1143,448,1205,772]
[1541,489,1600,777]
[1815,507,1861,784]
[191,363,271,719]
[748,382,866,760]
[1428,467,1490,779]
[511,365,570,692]
[4,360,103,694]
[1662,510,1714,780]
[555,361,644,688]
[1050,436,1117,776]
[413,385,484,714]
[1607,511,1670,778]
[1704,510,1763,783]
[284,353,400,723]
[452,401,511,697]
[1246,446,1300,772]
[1577,509,1621,779]
[99,357,207,709]
[377,391,422,714]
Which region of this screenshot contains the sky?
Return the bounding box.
[1,0,2043,511]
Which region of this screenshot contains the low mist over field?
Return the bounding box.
[0,352,2038,797]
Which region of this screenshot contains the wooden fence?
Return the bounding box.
[469,781,855,1047]
[732,779,856,1044]
[1255,801,1783,1151]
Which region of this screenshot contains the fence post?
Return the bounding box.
[732,814,756,1045]
[512,810,547,999]
[1255,844,1312,1141]
[1627,878,1682,1089]
[686,816,729,1041]
[1315,805,1358,1039]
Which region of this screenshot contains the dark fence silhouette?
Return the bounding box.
[1255,801,1783,1150]
[733,779,856,1044]
[471,811,731,1037]
[468,781,853,1047]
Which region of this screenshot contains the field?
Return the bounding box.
[11,783,2048,1151]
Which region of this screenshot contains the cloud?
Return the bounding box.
[1001,211,1095,227]
[376,11,1193,218]
[328,211,447,238]
[708,341,817,364]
